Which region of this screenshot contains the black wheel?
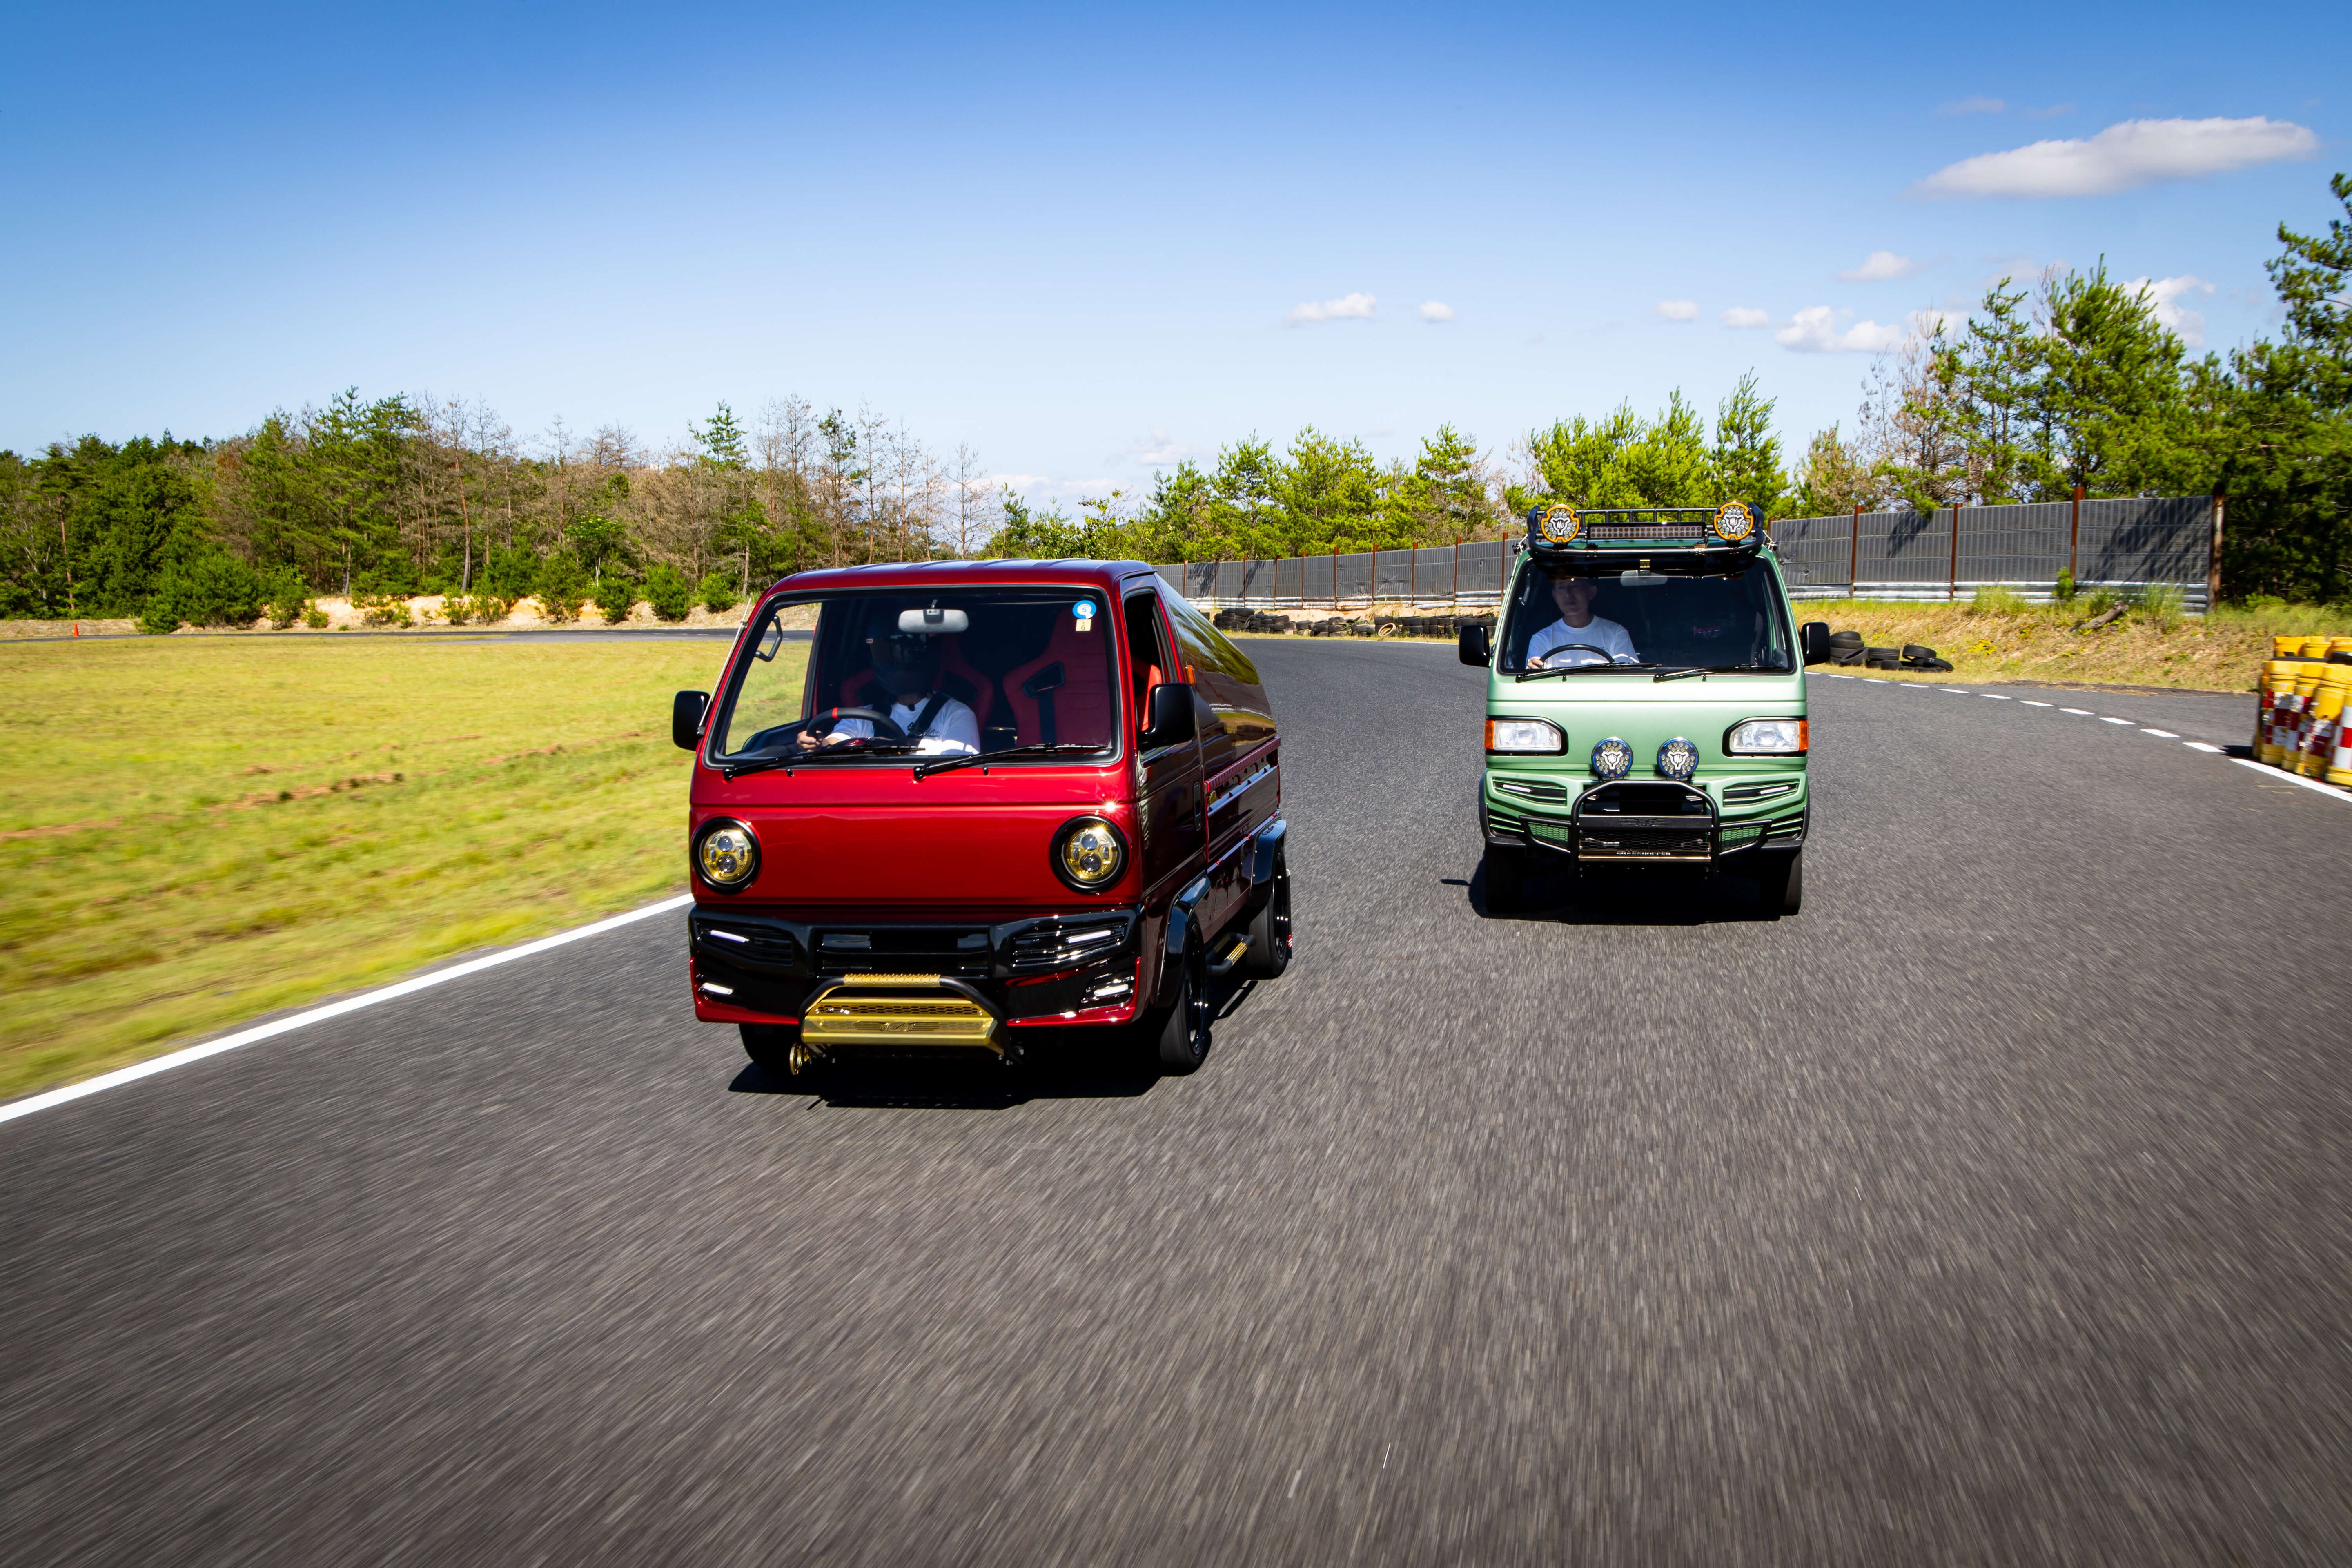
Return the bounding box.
[1147,941,1211,1074]
[1481,844,1527,914]
[1241,849,1292,979]
[1753,851,1802,918]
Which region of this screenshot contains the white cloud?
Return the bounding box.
[1840,249,1922,282]
[1287,291,1376,324]
[2128,274,2216,347]
[1654,299,1699,322]
[1124,429,1200,467]
[1940,96,2006,116]
[1775,306,1905,354]
[1418,300,1455,322]
[1721,307,1771,328]
[1916,115,2318,198]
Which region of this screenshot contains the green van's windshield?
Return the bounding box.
[1498,559,1794,675]
[711,588,1123,767]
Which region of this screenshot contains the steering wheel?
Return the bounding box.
[802,706,911,747]
[1534,643,1616,668]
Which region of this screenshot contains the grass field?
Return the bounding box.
[0,635,786,1101]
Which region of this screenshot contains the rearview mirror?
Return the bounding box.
[899,606,971,635]
[673,690,709,751]
[1457,623,1491,666]
[1799,621,1831,666]
[1142,682,1196,748]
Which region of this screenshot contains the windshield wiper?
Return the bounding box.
[1515,662,1654,682]
[721,743,919,780]
[1651,666,1708,683]
[913,742,1102,780]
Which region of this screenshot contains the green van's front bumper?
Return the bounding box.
[1481,769,1808,864]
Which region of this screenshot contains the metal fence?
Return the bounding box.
[1155,540,1522,609]
[1156,495,2221,613]
[1768,495,2218,610]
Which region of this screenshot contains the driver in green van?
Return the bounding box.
[1526,572,1640,668]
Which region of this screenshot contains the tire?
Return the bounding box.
[1482,843,1528,914]
[1241,848,1292,979]
[1147,940,1212,1074]
[1753,851,1803,918]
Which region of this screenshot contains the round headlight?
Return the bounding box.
[1712,501,1756,543]
[1590,737,1633,781]
[1656,737,1699,781]
[1539,504,1581,545]
[1052,816,1128,891]
[695,820,760,889]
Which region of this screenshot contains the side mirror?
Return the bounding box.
[673,690,709,751]
[1799,622,1831,666]
[1458,623,1491,667]
[1142,682,1197,749]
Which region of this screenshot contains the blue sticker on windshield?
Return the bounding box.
[1072,600,1096,620]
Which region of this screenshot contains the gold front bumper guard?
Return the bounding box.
[799,973,1005,1056]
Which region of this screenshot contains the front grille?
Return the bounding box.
[804,993,996,1047]
[816,926,989,974]
[1495,777,1568,803]
[1007,918,1132,973]
[1579,825,1713,858]
[1528,819,1575,846]
[1718,822,1764,846]
[1723,780,1800,804]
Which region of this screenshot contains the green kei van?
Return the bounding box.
[1459,503,1831,916]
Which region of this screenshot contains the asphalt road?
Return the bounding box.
[6,644,2351,1565]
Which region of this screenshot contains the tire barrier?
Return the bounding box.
[1847,635,1950,673]
[2252,635,2352,791]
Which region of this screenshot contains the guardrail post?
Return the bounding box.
[2069,485,2082,582]
[1849,505,1860,598]
[2208,490,2226,611]
[1948,504,1961,602]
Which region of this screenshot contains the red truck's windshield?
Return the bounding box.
[712,588,1124,765]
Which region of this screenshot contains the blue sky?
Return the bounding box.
[5,0,2344,501]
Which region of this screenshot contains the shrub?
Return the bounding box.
[1970,585,2029,616]
[643,563,693,622]
[592,573,637,624]
[263,571,311,630]
[142,550,269,633]
[304,607,330,630]
[697,572,739,614]
[538,553,588,622]
[2053,569,2077,604]
[484,546,540,600]
[2129,584,2185,632]
[353,592,413,628]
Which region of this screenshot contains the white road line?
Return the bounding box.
[2186,742,2225,753]
[1940,688,1968,694]
[1982,693,2010,699]
[2234,758,2352,804]
[2021,700,2053,707]
[2099,716,2136,726]
[0,893,697,1128]
[1825,673,1856,679]
[2142,728,2180,738]
[2060,708,2093,715]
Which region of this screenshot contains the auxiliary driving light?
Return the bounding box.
[1486,717,1565,754]
[1590,737,1634,780]
[1052,816,1128,891]
[1537,504,1581,544]
[695,820,760,890]
[1656,737,1700,780]
[1725,718,1808,755]
[1712,501,1756,543]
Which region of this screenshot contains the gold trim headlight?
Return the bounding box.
[695,820,760,890]
[1051,816,1128,891]
[1538,504,1581,544]
[1712,501,1756,543]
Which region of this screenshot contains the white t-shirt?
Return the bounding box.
[831,694,981,756]
[1528,615,1639,667]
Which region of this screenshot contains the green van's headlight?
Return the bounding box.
[1052,817,1127,891]
[695,820,760,889]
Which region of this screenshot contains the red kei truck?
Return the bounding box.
[672,559,1291,1077]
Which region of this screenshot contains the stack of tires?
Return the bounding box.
[1828,630,1864,665]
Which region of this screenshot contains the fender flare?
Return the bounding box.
[1242,816,1288,911]
[1155,874,1212,1008]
